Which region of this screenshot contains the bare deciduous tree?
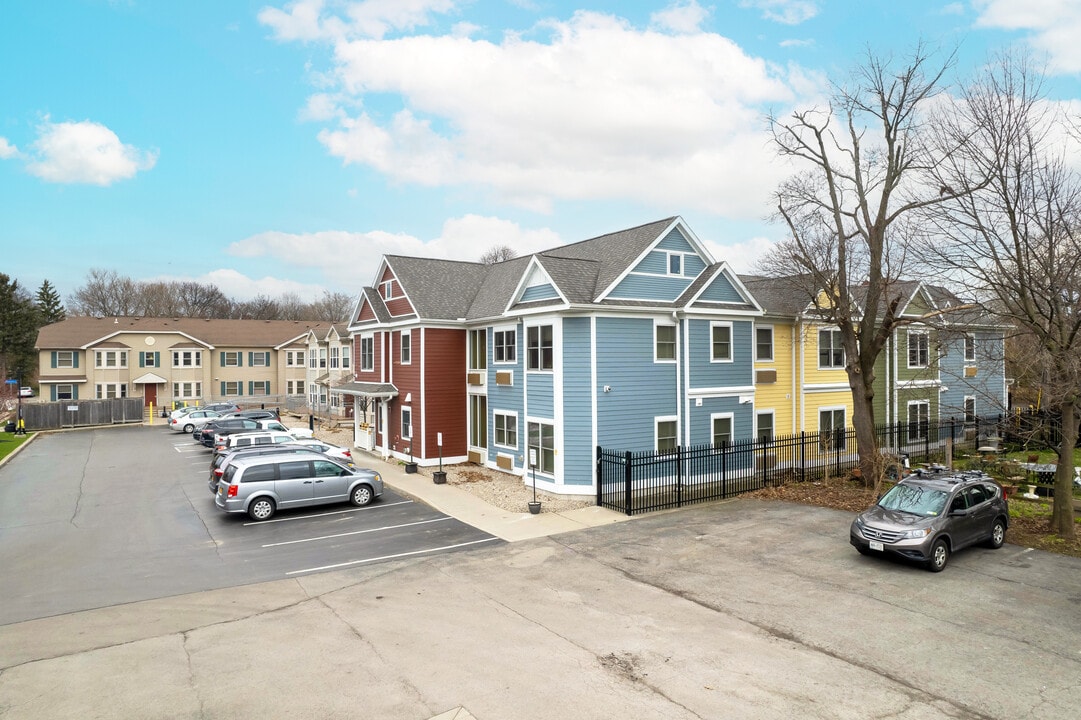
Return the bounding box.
[479,245,516,264]
[922,51,1080,537]
[307,291,355,322]
[764,44,970,484]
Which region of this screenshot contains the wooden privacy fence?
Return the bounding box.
[18,399,146,430]
[597,416,1008,515]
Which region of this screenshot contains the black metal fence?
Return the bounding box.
[597,415,1009,515]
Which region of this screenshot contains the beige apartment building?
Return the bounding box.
[34,316,339,412]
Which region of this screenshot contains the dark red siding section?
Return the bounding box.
[388,329,421,458]
[357,301,376,322]
[385,296,415,317]
[421,328,467,458]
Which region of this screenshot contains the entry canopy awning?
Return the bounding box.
[333,382,398,400]
[132,372,168,385]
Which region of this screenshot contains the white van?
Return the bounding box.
[213,430,298,456]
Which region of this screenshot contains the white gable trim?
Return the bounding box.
[685,262,763,311]
[595,217,715,303]
[504,256,569,314]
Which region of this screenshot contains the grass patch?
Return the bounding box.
[0,432,32,461]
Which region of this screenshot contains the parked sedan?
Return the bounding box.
[850,469,1009,572]
[195,417,260,446]
[169,409,223,434]
[290,438,355,464]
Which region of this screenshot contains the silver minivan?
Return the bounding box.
[214,455,383,521]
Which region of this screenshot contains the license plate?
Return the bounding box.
[869,541,884,552]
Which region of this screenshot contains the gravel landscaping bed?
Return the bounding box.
[311,422,593,514]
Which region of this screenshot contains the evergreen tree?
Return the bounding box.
[36,279,66,323]
[0,274,39,384]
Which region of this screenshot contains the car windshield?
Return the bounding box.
[877,484,949,517]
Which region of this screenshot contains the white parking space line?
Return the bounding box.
[242,500,414,526]
[262,516,452,548]
[286,537,501,575]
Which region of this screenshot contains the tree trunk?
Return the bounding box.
[849,368,880,487]
[1051,400,1077,538]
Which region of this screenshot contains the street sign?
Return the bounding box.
[4,379,17,385]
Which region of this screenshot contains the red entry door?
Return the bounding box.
[144,383,157,407]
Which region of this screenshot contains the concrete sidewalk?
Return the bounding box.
[371,453,633,542]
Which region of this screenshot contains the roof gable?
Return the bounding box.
[596,219,714,303]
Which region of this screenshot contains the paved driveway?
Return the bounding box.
[0,426,498,625]
[1,495,1078,719]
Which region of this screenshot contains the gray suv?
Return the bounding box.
[214,455,383,521]
[850,469,1009,572]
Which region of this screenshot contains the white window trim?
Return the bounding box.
[818,329,845,370]
[963,395,976,423]
[56,351,75,368]
[526,417,556,476]
[492,325,517,365]
[654,321,677,364]
[710,412,735,447]
[755,325,774,363]
[907,331,929,369]
[401,406,412,440]
[360,335,375,372]
[907,400,930,436]
[655,415,680,452]
[493,410,518,450]
[964,334,976,362]
[381,279,395,299]
[400,331,412,365]
[666,251,684,277]
[709,321,734,364]
[526,324,554,373]
[223,351,241,367]
[755,410,775,440]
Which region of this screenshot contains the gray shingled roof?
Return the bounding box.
[534,255,599,305]
[539,217,676,300]
[465,256,533,320]
[36,316,328,350]
[385,255,490,320]
[738,274,817,316]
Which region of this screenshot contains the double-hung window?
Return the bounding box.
[908,401,930,441]
[401,407,412,440]
[527,325,553,371]
[223,351,241,367]
[527,421,555,473]
[95,350,127,368]
[818,329,844,369]
[655,324,676,362]
[493,329,516,363]
[494,412,517,448]
[400,332,411,364]
[360,337,374,372]
[711,323,732,362]
[908,331,929,368]
[330,346,340,369]
[964,334,976,362]
[173,350,202,368]
[712,415,733,447]
[755,327,773,361]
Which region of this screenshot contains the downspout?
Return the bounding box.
[674,310,686,446]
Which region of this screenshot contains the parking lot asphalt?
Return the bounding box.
[2,428,1081,719]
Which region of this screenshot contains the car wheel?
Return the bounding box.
[248,497,276,521]
[986,519,1006,549]
[926,539,949,572]
[350,484,373,507]
[183,423,195,433]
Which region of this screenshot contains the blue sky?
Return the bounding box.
[2,0,1079,304]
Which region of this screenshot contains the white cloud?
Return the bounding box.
[739,1,818,26]
[0,137,18,159]
[259,0,457,41]
[974,0,1081,74]
[196,269,327,302]
[650,1,710,34]
[779,38,814,48]
[282,8,809,219]
[25,119,157,185]
[705,235,780,273]
[228,215,562,289]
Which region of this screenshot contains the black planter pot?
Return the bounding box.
[404,463,418,474]
[433,471,447,484]
[527,500,542,515]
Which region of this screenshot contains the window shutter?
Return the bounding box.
[220,351,226,365]
[51,351,57,368]
[139,352,145,368]
[72,386,79,400]
[154,352,160,366]
[50,386,56,401]
[248,352,254,366]
[248,381,254,395]
[238,352,243,367]
[73,353,79,369]
[264,352,270,366]
[221,382,226,396]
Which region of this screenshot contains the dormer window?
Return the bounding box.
[381,280,395,299]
